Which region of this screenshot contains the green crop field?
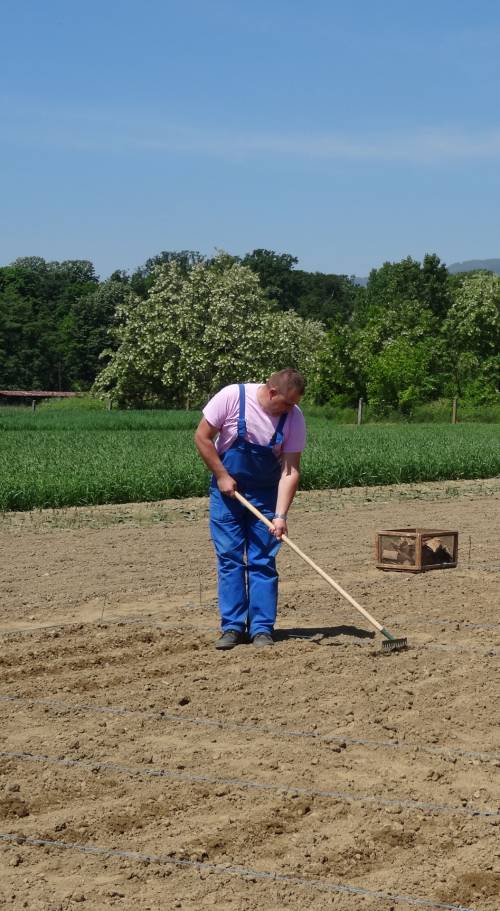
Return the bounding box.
[1,406,499,511]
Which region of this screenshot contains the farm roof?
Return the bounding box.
[0,390,78,398]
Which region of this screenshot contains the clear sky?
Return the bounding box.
[1,0,500,278]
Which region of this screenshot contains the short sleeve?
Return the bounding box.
[282,406,306,453]
[203,384,238,430]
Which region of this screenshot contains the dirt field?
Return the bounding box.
[1,478,499,911]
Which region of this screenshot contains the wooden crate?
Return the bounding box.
[375,528,458,572]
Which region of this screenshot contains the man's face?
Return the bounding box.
[267,386,302,415]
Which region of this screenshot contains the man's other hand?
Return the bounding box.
[217,472,237,497]
[270,518,287,540]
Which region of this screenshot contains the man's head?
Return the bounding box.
[263,368,305,415]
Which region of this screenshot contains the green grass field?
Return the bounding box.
[1,405,499,511]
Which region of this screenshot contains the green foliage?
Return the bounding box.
[366,338,439,413]
[129,250,206,297]
[362,253,450,321]
[1,407,499,510]
[0,405,198,433]
[460,367,500,405]
[411,397,500,422]
[445,271,500,354]
[307,324,358,405]
[38,395,107,412]
[241,249,299,310]
[310,253,471,411]
[61,279,130,388]
[301,423,500,490]
[1,249,498,421]
[94,254,324,408]
[301,402,362,423]
[304,398,500,424]
[443,271,500,398]
[242,248,360,325]
[0,257,110,391]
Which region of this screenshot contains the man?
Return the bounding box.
[194,368,306,650]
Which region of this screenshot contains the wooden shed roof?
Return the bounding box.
[0,390,78,398]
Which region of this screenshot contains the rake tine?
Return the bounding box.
[381,637,408,654]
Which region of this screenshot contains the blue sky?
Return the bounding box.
[1,0,500,278]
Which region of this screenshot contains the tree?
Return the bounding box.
[308,254,457,409]
[361,254,450,325]
[0,277,35,388]
[242,249,299,310]
[349,256,453,405]
[366,338,440,413]
[0,258,98,389]
[444,272,500,400]
[307,323,359,405]
[292,271,361,326]
[64,279,130,388]
[242,249,362,327]
[93,254,324,408]
[130,251,206,297]
[421,253,451,318]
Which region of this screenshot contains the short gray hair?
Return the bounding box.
[267,368,306,395]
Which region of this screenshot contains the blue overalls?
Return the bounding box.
[209,384,287,639]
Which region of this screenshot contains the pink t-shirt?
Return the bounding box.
[203,383,306,456]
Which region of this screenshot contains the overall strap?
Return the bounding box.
[237,384,247,439]
[269,410,288,447]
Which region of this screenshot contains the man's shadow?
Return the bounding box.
[274,624,375,642]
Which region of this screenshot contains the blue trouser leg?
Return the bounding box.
[245,488,281,637]
[209,486,280,637]
[209,489,248,633]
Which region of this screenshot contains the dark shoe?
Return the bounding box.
[252,633,274,648]
[215,630,245,650]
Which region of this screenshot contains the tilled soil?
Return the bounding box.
[0,478,499,911]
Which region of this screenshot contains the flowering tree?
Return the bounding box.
[93,255,324,407]
[444,272,500,400]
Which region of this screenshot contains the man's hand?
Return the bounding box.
[217,471,237,497]
[194,419,237,497]
[270,517,287,540]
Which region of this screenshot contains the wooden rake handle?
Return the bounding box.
[233,490,384,635]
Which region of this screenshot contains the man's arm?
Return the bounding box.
[271,451,301,539]
[194,418,237,496]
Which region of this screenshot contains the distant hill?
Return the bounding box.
[353,258,500,286]
[447,259,500,274]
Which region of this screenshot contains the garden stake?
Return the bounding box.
[234,491,408,654]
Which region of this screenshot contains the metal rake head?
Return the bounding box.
[381,637,408,654]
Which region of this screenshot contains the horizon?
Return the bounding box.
[5,251,500,284]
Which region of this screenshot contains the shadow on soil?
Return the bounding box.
[275,624,376,642]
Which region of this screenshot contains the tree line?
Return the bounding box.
[0,250,498,412]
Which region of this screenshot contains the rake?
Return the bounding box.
[234,491,408,654]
